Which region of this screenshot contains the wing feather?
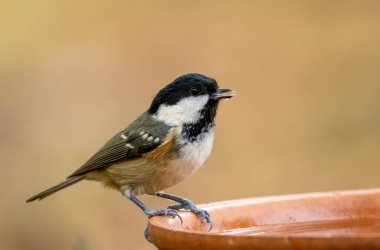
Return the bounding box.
[68,112,171,177]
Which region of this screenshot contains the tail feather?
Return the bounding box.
[26,175,84,203]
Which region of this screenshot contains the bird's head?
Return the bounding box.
[149,73,235,126]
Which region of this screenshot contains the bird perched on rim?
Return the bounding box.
[26,73,235,228]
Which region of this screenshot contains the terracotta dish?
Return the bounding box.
[147,189,380,250]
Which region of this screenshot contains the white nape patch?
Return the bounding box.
[153,95,209,125]
[125,143,135,149]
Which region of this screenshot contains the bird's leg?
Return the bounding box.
[153,191,212,230]
[122,189,182,222]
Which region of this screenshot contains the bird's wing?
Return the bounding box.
[67,112,171,177]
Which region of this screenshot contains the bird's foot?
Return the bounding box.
[168,199,212,231]
[144,208,183,224]
[143,208,183,242]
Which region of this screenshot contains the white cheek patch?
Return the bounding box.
[153,95,209,125]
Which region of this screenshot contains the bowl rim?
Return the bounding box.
[148,188,380,245]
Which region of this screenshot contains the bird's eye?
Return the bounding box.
[190,87,201,96]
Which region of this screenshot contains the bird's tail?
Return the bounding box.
[26,175,85,203]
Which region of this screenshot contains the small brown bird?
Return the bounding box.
[26,73,234,227]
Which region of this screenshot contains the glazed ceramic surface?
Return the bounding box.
[148,189,380,250]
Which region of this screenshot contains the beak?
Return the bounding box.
[211,88,236,100]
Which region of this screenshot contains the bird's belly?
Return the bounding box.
[95,128,215,195]
[151,155,206,191]
[134,129,215,194]
[154,129,215,189]
[141,159,201,194]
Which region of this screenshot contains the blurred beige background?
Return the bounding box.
[1,1,380,249]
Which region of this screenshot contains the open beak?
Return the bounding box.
[211,88,236,100]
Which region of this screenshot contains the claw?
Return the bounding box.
[144,226,151,242]
[168,209,183,225]
[176,213,183,225]
[145,208,183,224]
[196,208,213,231]
[168,200,212,231]
[152,192,213,231]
